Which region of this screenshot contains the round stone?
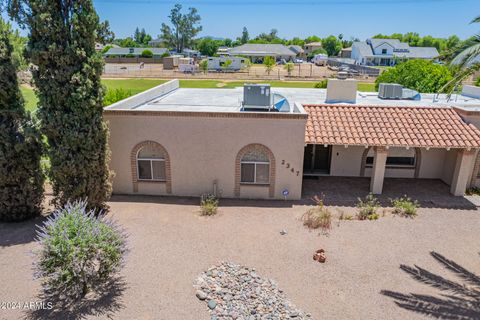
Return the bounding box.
[196,290,207,300]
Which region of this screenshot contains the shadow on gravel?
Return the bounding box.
[381,252,480,320]
[24,277,127,320]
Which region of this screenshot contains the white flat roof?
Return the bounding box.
[104,80,480,113]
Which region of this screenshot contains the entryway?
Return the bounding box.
[303,144,331,175]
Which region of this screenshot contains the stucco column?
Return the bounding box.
[370,147,388,195]
[450,149,476,196]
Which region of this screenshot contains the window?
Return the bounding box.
[137,145,166,181]
[366,156,415,167]
[382,48,387,54]
[240,150,270,184]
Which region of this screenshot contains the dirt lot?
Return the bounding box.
[0,194,479,320]
[103,63,376,82]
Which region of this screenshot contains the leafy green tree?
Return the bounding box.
[322,35,342,56]
[0,17,43,222]
[197,37,219,56]
[160,3,202,52]
[134,27,152,46]
[97,20,115,44]
[119,37,138,48]
[240,26,249,44]
[199,59,208,73]
[10,0,112,210]
[284,62,294,76]
[263,56,275,75]
[375,60,453,93]
[305,35,321,44]
[222,59,232,72]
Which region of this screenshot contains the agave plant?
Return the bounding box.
[34,200,128,304]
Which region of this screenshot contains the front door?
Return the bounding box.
[303,144,331,174]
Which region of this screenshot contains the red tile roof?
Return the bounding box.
[304,104,480,149]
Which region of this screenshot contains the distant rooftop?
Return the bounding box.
[353,38,439,59]
[104,47,169,56]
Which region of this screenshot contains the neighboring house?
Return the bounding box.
[182,49,201,58]
[95,43,105,51]
[148,38,164,47]
[104,79,480,200]
[351,38,439,66]
[340,47,352,58]
[304,42,323,55]
[104,47,170,58]
[288,45,306,59]
[228,44,297,63]
[217,46,231,56]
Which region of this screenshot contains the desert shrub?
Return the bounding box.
[200,194,219,216]
[35,200,127,303]
[302,201,332,231]
[339,212,353,221]
[103,88,133,106]
[140,49,153,58]
[314,79,328,88]
[476,77,480,87]
[466,187,480,196]
[357,193,380,220]
[161,52,170,58]
[391,196,419,217]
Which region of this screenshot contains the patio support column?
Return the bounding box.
[370,146,388,195]
[450,149,476,196]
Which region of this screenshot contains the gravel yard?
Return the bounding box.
[0,195,479,320]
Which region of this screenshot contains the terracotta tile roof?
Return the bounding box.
[304,104,480,149]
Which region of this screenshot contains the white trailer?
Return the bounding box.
[207,56,246,71]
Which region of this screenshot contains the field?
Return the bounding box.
[21,79,377,111]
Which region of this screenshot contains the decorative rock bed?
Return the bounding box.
[194,262,310,319]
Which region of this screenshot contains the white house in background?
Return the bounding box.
[351,39,439,66]
[228,44,297,63]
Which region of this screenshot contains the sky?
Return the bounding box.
[91,0,479,41]
[2,0,479,40]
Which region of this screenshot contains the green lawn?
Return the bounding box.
[21,79,377,111]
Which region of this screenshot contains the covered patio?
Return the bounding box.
[303,104,480,197]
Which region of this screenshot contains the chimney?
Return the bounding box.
[326,78,358,104]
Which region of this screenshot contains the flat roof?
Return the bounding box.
[104,80,480,114]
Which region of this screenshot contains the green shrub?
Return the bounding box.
[357,193,380,220]
[200,194,219,216]
[314,79,328,88]
[140,49,153,58]
[475,77,480,87]
[126,53,135,58]
[35,200,127,303]
[302,201,332,231]
[375,60,452,93]
[466,187,480,196]
[103,88,133,106]
[391,196,419,217]
[199,59,208,73]
[161,52,170,58]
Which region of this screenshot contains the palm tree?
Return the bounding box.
[446,15,480,91]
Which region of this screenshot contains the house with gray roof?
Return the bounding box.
[351,39,439,66]
[228,44,298,62]
[104,47,170,58]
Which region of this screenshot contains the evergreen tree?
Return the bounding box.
[0,17,43,222]
[240,27,249,44]
[10,0,112,210]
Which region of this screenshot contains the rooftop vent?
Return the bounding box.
[243,84,272,110]
[378,83,403,99]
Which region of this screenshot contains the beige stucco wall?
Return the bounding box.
[105,113,306,200]
[330,145,364,176]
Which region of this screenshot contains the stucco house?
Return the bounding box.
[228,44,298,63]
[351,39,439,66]
[104,80,480,200]
[304,42,323,55]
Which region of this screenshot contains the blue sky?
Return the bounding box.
[92,0,479,40]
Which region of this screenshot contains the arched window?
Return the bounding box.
[137,144,166,181]
[240,148,270,184]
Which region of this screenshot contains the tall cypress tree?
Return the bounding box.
[0,17,43,222]
[9,0,112,210]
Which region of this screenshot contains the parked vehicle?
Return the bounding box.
[293,58,304,64]
[312,54,328,66]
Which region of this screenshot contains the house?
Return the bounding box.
[288,45,306,59]
[217,46,230,56]
[104,47,169,58]
[340,47,352,58]
[304,42,323,55]
[104,79,480,200]
[228,44,297,63]
[351,39,439,66]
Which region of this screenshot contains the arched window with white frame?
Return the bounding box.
[137,145,166,181]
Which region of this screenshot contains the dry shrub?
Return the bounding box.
[302,201,332,231]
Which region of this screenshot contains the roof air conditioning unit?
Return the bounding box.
[378,83,403,99]
[243,84,272,110]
